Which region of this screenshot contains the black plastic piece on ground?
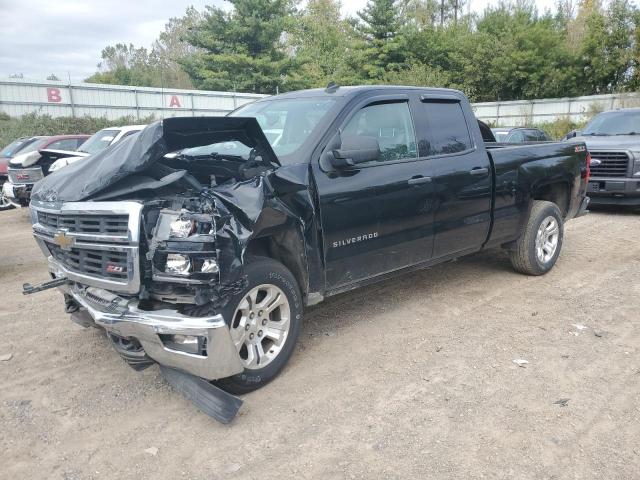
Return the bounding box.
[160,365,243,424]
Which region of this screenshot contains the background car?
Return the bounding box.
[47,125,146,172]
[564,108,640,207]
[491,127,552,142]
[3,135,89,208]
[1,136,47,210]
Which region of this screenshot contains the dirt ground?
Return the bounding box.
[0,206,638,480]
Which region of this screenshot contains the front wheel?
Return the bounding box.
[509,200,564,275]
[217,257,303,394]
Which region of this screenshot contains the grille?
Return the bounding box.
[38,211,129,236]
[590,151,630,178]
[8,167,44,184]
[47,243,129,280]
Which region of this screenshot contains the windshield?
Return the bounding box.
[582,111,640,136]
[180,97,338,164]
[17,138,50,155]
[494,132,509,142]
[0,138,36,158]
[78,129,119,154]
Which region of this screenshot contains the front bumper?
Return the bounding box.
[2,180,31,207]
[588,177,640,206]
[51,260,243,381]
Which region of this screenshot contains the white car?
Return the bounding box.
[47,124,146,172]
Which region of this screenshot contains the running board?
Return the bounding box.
[160,366,243,424]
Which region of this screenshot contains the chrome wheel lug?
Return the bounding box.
[249,333,254,340]
[258,330,263,337]
[245,324,250,331]
[261,319,267,326]
[258,310,264,316]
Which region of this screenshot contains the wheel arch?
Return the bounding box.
[530,181,571,218]
[243,226,309,303]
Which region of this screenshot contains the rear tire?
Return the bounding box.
[509,200,564,276]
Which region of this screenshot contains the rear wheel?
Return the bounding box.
[509,200,564,275]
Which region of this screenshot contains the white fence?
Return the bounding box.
[473,92,640,126]
[2,78,640,126]
[0,78,266,120]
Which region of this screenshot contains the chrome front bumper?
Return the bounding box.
[53,265,243,381]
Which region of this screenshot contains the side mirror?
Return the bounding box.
[331,135,380,168]
[563,130,580,141]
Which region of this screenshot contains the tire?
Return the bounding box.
[509,200,564,276]
[186,257,303,395]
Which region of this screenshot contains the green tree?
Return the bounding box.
[578,0,637,93]
[288,0,360,87]
[181,0,299,93]
[355,0,406,80]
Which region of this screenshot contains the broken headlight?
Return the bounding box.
[165,253,192,275]
[152,209,219,280]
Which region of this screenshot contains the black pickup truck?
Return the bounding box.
[25,86,589,418]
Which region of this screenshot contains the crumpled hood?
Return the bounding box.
[31,116,279,203]
[575,135,640,152]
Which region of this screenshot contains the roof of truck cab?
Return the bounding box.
[260,85,464,100]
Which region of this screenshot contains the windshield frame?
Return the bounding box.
[582,110,640,136]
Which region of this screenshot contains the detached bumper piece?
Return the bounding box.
[160,366,243,424]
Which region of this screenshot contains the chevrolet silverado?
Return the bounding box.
[24,86,590,421]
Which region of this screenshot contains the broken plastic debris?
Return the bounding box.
[553,398,570,407]
[144,447,158,456]
[513,359,529,367]
[0,353,13,361]
[571,324,588,330]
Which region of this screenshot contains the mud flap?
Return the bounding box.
[160,365,243,424]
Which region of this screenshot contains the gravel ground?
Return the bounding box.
[0,206,639,480]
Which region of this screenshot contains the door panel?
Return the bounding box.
[419,100,492,258]
[315,96,436,290]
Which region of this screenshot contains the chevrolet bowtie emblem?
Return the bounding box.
[53,230,75,250]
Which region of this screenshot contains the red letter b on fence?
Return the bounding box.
[47,88,62,103]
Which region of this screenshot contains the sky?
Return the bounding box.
[0,0,557,83]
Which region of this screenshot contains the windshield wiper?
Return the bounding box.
[179,152,246,161]
[582,133,608,136]
[614,132,640,136]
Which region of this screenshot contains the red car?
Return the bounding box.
[1,134,89,209]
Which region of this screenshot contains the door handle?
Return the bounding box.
[407,176,432,185]
[469,167,489,176]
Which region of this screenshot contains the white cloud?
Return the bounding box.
[0,0,217,81]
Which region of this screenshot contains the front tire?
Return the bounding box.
[509,200,564,275]
[209,257,303,394]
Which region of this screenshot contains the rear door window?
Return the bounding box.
[421,101,473,155]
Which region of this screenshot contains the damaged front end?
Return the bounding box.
[24,117,306,422]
